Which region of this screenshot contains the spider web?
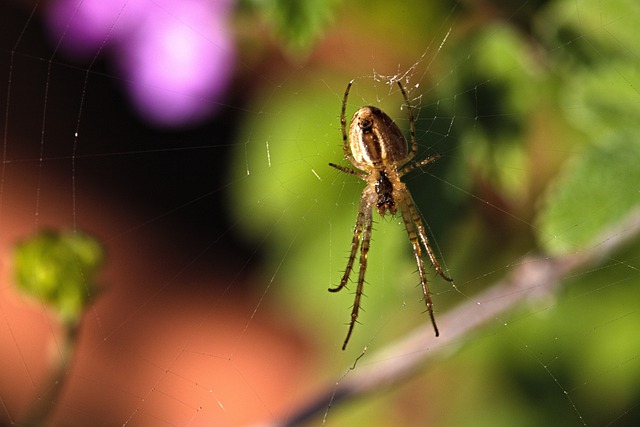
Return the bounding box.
[1,1,640,426]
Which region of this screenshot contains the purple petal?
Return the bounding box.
[45,0,236,126]
[117,2,235,126]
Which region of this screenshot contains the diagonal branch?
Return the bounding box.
[254,209,640,427]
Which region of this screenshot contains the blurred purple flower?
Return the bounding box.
[46,0,235,127]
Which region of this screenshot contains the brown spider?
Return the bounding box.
[329,80,453,350]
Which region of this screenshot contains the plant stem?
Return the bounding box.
[21,319,80,427]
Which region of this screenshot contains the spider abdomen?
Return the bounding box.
[349,106,408,167]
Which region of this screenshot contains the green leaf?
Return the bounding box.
[539,0,640,62]
[534,0,640,255]
[445,24,541,204]
[13,230,104,325]
[561,61,640,139]
[537,131,640,255]
[249,0,341,54]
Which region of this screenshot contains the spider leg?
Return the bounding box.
[400,153,442,176]
[342,198,373,350]
[334,201,372,350]
[398,193,440,337]
[329,202,364,294]
[330,187,375,293]
[406,193,453,283]
[396,81,418,160]
[328,162,367,181]
[341,81,357,165]
[396,80,444,178]
[330,187,375,350]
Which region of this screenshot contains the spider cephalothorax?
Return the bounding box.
[328,80,453,350]
[374,171,396,215]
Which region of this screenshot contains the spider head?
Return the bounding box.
[375,172,397,216]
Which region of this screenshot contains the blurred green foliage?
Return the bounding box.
[13,230,103,326]
[539,132,640,254]
[242,0,342,54]
[535,0,640,254]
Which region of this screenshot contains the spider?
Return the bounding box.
[329,80,453,350]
